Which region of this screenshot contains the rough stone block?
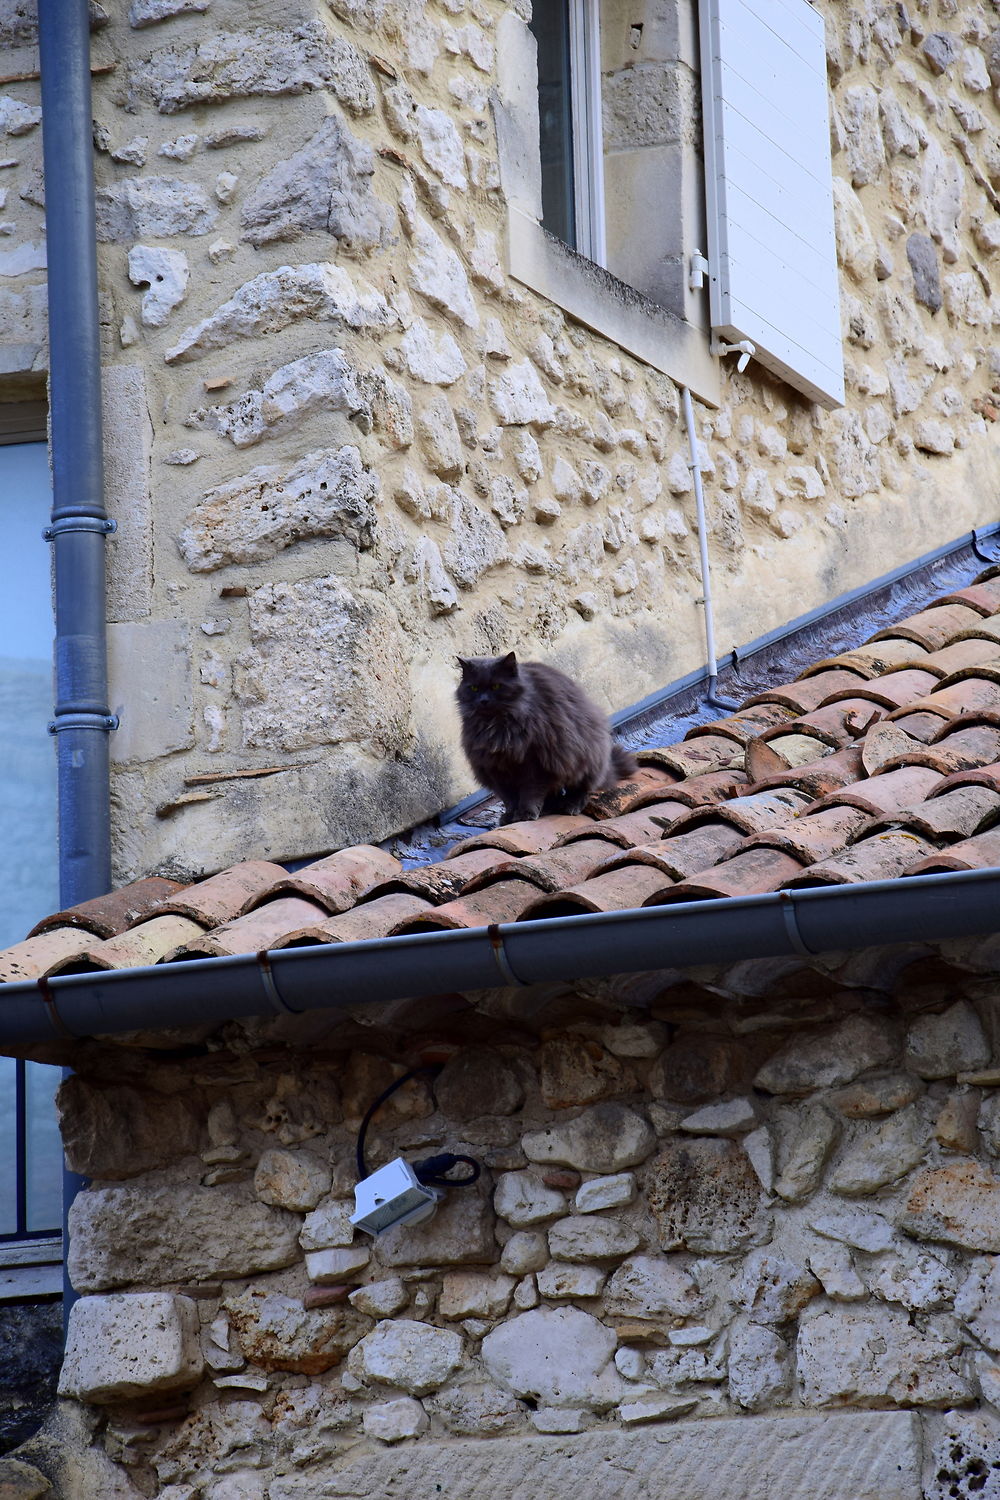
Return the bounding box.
[58,1293,202,1402]
[355,1319,462,1395]
[225,1291,370,1374]
[647,1138,771,1253]
[522,1103,655,1173]
[240,115,391,253]
[108,621,193,764]
[481,1306,621,1411]
[302,1413,922,1498]
[68,1183,301,1291]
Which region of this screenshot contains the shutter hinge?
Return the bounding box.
[688,248,710,291]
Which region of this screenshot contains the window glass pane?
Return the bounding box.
[0,441,57,949]
[531,0,577,247]
[0,1057,16,1235]
[25,1062,62,1234]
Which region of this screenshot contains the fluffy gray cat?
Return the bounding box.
[456,652,637,824]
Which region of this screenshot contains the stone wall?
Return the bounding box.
[25,968,1000,1499]
[2,0,1000,881]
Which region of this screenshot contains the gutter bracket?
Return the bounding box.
[778,891,815,957]
[256,951,302,1016]
[487,924,530,986]
[48,713,119,735]
[43,517,117,541]
[36,977,76,1040]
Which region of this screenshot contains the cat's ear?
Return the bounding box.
[456,656,472,676]
[496,651,518,677]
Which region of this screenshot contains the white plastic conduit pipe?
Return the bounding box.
[681,384,740,712]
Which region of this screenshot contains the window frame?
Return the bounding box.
[0,404,64,1295]
[494,3,721,405]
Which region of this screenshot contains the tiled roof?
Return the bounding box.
[7,565,1000,986]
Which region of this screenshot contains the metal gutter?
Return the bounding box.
[38,0,116,910]
[3,867,1000,1049]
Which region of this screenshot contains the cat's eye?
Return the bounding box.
[467,684,480,693]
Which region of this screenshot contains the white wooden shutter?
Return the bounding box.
[699,0,844,408]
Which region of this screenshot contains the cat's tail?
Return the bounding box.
[610,743,638,781]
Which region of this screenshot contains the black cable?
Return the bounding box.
[354,1064,482,1190]
[355,1065,432,1181]
[412,1152,481,1188]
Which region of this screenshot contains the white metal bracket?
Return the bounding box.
[711,335,756,373]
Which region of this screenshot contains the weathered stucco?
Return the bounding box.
[3,0,1000,879]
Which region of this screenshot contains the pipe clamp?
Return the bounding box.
[43,516,117,540]
[48,712,119,734]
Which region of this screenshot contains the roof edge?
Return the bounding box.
[4,866,999,1052]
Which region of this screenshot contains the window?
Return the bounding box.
[0,417,63,1290]
[531,0,606,265]
[495,0,844,409]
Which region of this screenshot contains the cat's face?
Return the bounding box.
[456,653,524,713]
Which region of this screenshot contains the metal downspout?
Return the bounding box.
[681,385,740,712]
[37,0,115,1326]
[38,0,117,912]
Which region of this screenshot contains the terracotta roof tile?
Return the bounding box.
[394,878,542,932]
[662,786,812,836]
[178,896,331,958]
[871,602,986,650]
[654,846,807,903]
[520,864,675,919]
[600,823,746,880]
[268,846,402,912]
[801,639,929,679]
[745,743,865,799]
[745,805,871,863]
[301,892,434,942]
[935,579,1000,615]
[582,767,678,818]
[556,801,687,848]
[463,838,613,895]
[784,830,939,887]
[747,667,869,714]
[929,761,1000,798]
[28,876,185,939]
[907,827,1000,874]
[954,614,1000,647]
[878,723,1000,776]
[759,699,883,751]
[152,861,289,926]
[61,915,207,973]
[0,926,96,982]
[824,668,941,711]
[813,764,945,816]
[448,816,594,856]
[684,701,796,746]
[920,638,1000,676]
[638,733,743,779]
[749,734,830,775]
[867,783,1000,841]
[362,847,517,903]
[888,710,953,742]
[638,768,749,806]
[887,672,1000,723]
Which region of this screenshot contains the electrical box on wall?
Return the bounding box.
[350,1158,442,1236]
